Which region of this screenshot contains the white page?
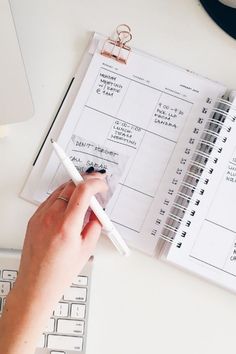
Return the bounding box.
[166,98,236,292]
[27,38,226,255]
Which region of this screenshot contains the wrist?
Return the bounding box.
[3,283,47,329]
[0,285,47,354]
[10,277,56,321]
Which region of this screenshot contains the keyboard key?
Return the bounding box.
[47,334,83,351]
[63,287,87,302]
[71,304,86,319]
[57,319,84,335]
[53,302,69,317]
[73,275,88,286]
[37,334,45,348]
[2,270,18,280]
[0,259,92,353]
[0,281,11,296]
[44,318,55,333]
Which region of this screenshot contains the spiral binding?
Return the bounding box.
[158,97,236,247]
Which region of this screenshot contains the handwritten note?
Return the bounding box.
[69,134,127,174]
[199,154,236,249]
[148,94,192,141]
[153,102,184,130]
[107,120,142,149]
[229,241,236,261]
[96,72,123,97]
[87,68,130,116]
[226,160,236,184]
[45,135,129,207]
[29,44,226,256]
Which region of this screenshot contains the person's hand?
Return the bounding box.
[15,172,108,310]
[0,172,108,354]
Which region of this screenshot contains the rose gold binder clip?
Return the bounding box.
[101,24,132,64]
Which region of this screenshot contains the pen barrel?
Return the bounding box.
[52,140,130,256]
[90,196,113,229]
[106,228,130,256]
[90,198,130,256]
[62,157,84,185]
[62,157,114,229]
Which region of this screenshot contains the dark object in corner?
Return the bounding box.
[200,0,236,39]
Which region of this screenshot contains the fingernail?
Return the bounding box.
[98,169,106,174]
[86,166,94,173]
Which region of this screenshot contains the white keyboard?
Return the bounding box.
[0,249,93,354]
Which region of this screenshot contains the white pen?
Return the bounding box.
[50,138,130,256]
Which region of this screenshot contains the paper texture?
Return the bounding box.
[166,98,236,292]
[23,37,226,255]
[36,134,128,208]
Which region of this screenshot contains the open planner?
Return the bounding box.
[22,26,236,293]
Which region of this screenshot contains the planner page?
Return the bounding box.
[26,37,226,255]
[165,97,236,292]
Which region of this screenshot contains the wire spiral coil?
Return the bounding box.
[157,97,236,247]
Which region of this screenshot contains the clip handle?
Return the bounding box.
[101,24,133,64]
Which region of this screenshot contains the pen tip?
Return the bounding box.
[50,138,54,144]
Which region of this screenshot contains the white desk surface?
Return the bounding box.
[1,1,236,353]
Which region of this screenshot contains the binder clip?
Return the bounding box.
[101,24,132,64]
